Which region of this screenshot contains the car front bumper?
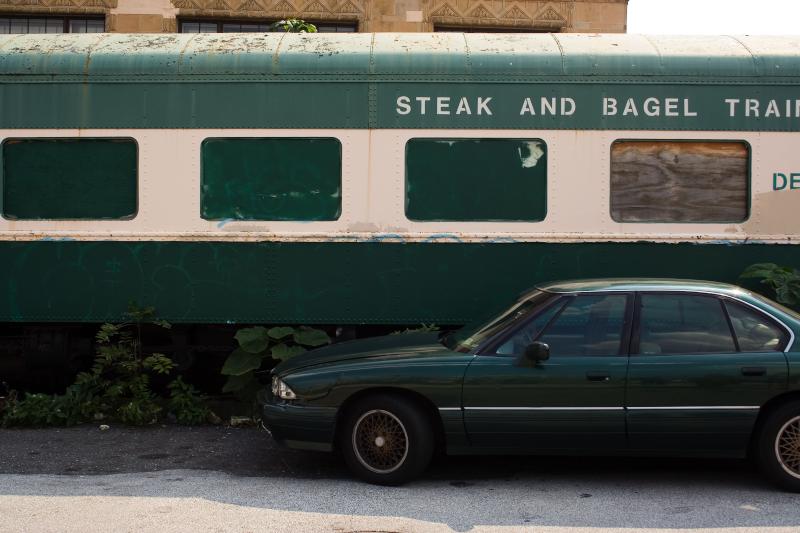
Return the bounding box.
[262,400,338,452]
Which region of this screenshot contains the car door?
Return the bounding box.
[626,292,790,455]
[462,292,632,453]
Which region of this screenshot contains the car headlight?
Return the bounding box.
[271,376,297,400]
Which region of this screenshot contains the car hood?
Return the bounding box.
[273,332,449,375]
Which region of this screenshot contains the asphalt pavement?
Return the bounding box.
[1,425,799,532]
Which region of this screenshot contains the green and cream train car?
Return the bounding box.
[0,32,799,378]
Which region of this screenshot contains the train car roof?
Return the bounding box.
[0,33,799,80]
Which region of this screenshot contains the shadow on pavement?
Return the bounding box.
[1,425,798,531]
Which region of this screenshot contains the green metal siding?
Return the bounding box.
[0,83,369,129]
[1,240,799,325]
[0,35,798,130]
[1,138,137,220]
[1,81,799,131]
[201,137,342,221]
[405,138,547,221]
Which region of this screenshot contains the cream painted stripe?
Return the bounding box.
[0,129,796,240]
[0,234,796,243]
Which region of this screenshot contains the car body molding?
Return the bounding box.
[458,406,760,411]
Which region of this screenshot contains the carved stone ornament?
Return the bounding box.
[428,1,571,30]
[303,0,328,13]
[170,0,363,22]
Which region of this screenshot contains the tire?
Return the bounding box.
[755,400,800,492]
[338,393,434,485]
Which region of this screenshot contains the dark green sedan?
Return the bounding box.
[263,279,800,489]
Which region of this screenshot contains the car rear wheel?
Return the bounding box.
[339,394,434,485]
[756,400,800,492]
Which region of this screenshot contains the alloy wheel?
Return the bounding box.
[775,415,800,480]
[352,409,409,474]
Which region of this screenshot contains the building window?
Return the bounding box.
[201,137,342,221]
[179,19,357,33]
[0,16,104,34]
[405,138,547,222]
[2,138,138,220]
[610,140,750,223]
[434,25,552,33]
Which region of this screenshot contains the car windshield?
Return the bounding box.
[444,290,555,352]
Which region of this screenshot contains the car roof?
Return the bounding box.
[536,278,749,297]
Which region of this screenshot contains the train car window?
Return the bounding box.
[610,141,749,223]
[1,138,137,220]
[405,138,547,221]
[201,137,342,221]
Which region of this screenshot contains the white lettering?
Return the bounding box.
[665,98,679,117]
[684,99,698,117]
[623,99,639,117]
[766,99,780,118]
[456,97,472,115]
[416,96,431,115]
[644,97,660,117]
[725,99,740,117]
[396,96,411,115]
[603,97,618,116]
[520,97,536,116]
[561,97,576,116]
[477,97,493,115]
[746,98,760,118]
[541,97,557,116]
[436,96,451,115]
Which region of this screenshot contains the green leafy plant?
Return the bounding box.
[271,18,317,33]
[86,305,174,425]
[1,392,65,427]
[391,323,440,335]
[2,305,211,428]
[740,263,800,309]
[221,326,330,397]
[168,377,210,425]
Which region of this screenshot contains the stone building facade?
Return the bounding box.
[0,0,628,34]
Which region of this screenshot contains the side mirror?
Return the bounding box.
[524,341,550,364]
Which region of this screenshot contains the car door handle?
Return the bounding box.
[741,366,767,377]
[586,372,611,382]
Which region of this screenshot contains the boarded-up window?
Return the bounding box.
[201,138,342,221]
[405,138,547,222]
[2,138,138,220]
[610,141,749,223]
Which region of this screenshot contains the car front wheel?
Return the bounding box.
[756,400,800,492]
[339,394,434,485]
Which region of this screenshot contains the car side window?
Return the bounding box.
[638,294,735,355]
[494,300,566,356]
[724,300,788,352]
[535,294,628,357]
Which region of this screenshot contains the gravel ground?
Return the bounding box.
[1,425,799,532]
